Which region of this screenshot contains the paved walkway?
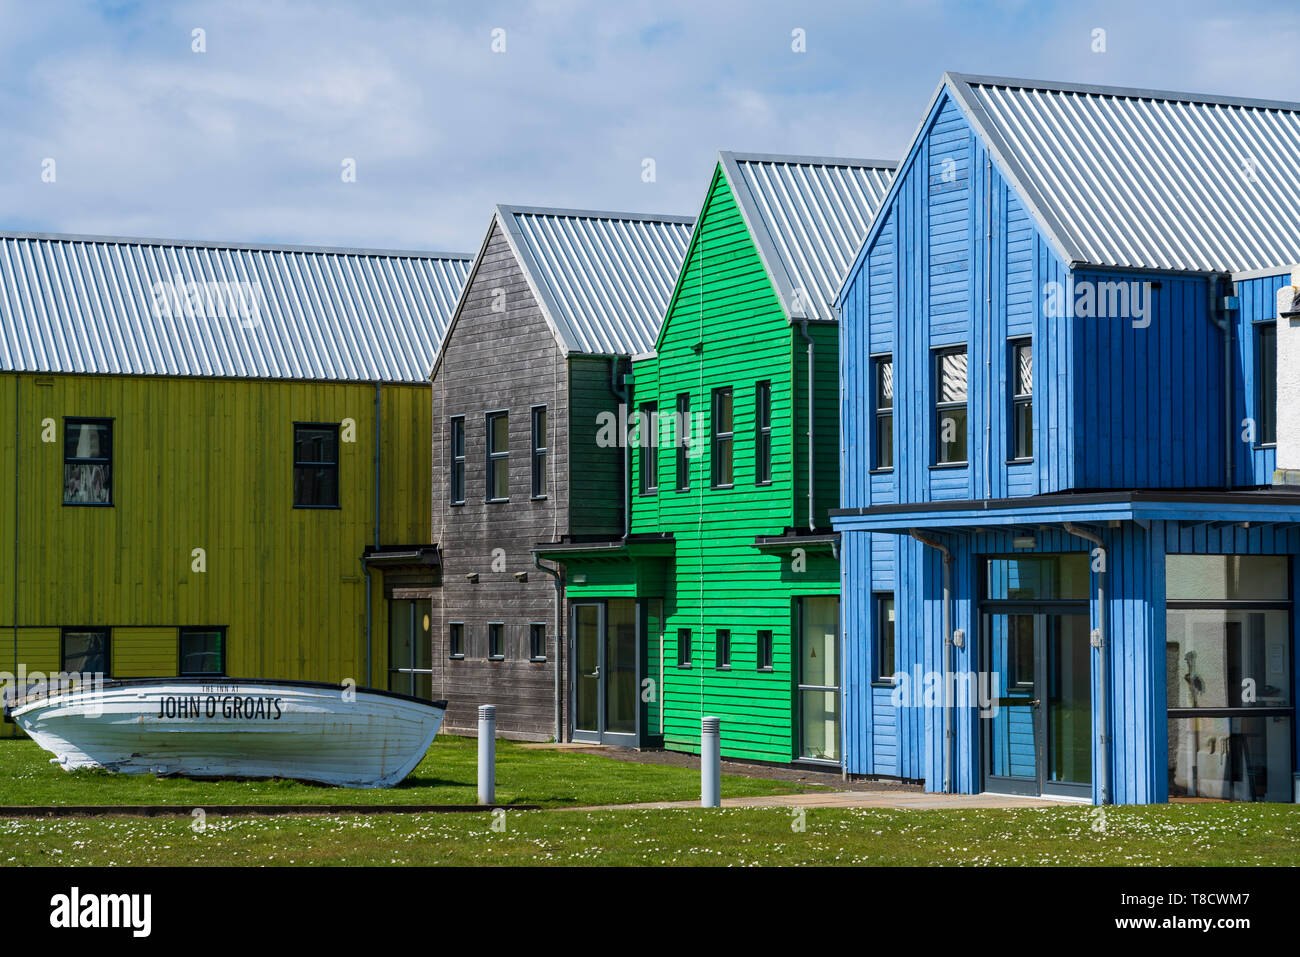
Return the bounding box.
[572,790,1059,811]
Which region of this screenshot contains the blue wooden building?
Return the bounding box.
[833,74,1300,804]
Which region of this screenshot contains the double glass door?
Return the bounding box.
[572,600,638,747]
[983,608,1092,798]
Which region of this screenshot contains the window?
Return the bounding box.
[757,629,774,671]
[639,401,658,494]
[711,387,734,488]
[873,357,893,470]
[875,595,895,681]
[934,347,968,465]
[1258,322,1277,446]
[64,418,113,505]
[449,622,464,659]
[716,629,731,669]
[1166,555,1293,802]
[675,393,691,491]
[488,622,505,660]
[62,628,110,677]
[388,599,432,698]
[529,623,547,661]
[293,423,340,508]
[530,406,547,498]
[798,596,841,762]
[486,411,509,501]
[179,627,225,676]
[677,628,692,668]
[755,381,772,485]
[1010,339,1033,461]
[450,416,466,505]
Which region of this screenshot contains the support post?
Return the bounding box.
[701,715,721,807]
[478,704,496,805]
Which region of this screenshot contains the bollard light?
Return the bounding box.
[478,704,496,805]
[701,715,721,808]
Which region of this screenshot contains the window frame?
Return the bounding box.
[292,421,341,509]
[757,629,774,672]
[530,405,548,499]
[178,626,227,677]
[528,622,547,662]
[485,410,510,503]
[638,401,659,495]
[871,355,893,472]
[449,415,466,505]
[1009,337,1034,463]
[711,386,735,489]
[675,393,691,491]
[60,627,111,678]
[873,594,896,684]
[448,621,465,660]
[488,622,505,661]
[1256,320,1277,448]
[677,628,692,669]
[63,417,115,507]
[754,380,773,486]
[932,346,969,467]
[715,628,731,670]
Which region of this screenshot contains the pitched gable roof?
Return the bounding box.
[943,72,1300,273]
[0,232,473,382]
[719,152,896,322]
[497,204,694,357]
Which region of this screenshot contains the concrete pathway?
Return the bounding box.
[571,790,1059,812]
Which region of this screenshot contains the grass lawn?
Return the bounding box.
[1,803,1297,866]
[0,736,804,808]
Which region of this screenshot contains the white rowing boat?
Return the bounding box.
[3,678,447,788]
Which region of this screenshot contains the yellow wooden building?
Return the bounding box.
[0,233,470,734]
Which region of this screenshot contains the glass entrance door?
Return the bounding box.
[798,596,841,764]
[983,609,1092,798]
[571,599,640,747]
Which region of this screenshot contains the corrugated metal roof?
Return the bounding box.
[721,152,897,322]
[0,232,472,382]
[496,205,694,355]
[946,72,1300,273]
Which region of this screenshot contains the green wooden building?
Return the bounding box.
[0,232,471,734]
[539,154,893,763]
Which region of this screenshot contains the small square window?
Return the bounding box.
[62,628,110,677]
[179,627,226,676]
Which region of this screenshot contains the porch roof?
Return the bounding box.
[830,490,1300,535]
[532,533,675,562]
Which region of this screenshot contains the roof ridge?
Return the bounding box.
[946,71,1300,114]
[496,203,695,224]
[722,150,898,170]
[0,229,475,261]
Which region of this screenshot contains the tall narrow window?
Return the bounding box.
[61,628,110,677]
[639,401,658,494]
[529,623,547,661]
[388,599,432,698]
[711,387,734,488]
[873,357,893,470]
[934,347,968,465]
[1258,322,1277,446]
[450,416,466,505]
[755,381,772,485]
[486,411,509,501]
[675,393,691,491]
[677,628,692,668]
[63,418,113,506]
[716,629,731,670]
[874,595,895,681]
[179,627,226,676]
[488,622,505,660]
[530,406,548,498]
[757,629,774,671]
[293,423,340,507]
[1010,339,1033,461]
[449,622,464,659]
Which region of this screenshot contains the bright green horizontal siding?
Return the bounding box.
[0,373,429,707]
[630,166,839,763]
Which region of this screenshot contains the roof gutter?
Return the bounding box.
[908,529,953,794]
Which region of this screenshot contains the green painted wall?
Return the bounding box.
[628,166,841,762]
[0,372,431,735]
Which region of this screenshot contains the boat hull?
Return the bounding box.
[6,679,447,789]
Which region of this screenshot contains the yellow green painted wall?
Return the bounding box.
[0,372,431,734]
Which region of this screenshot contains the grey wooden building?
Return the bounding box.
[429,205,693,740]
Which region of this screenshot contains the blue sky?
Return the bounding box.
[3,0,1298,253]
